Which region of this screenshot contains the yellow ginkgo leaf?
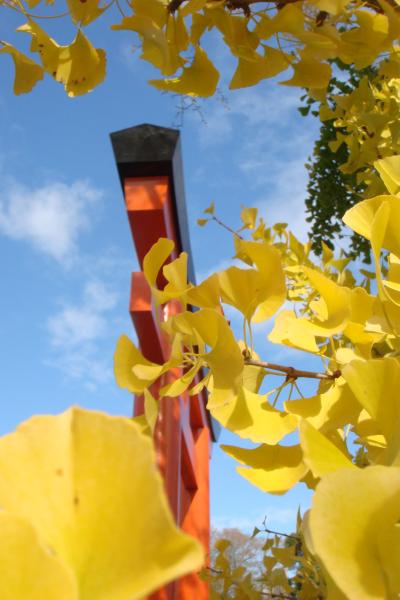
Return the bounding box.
[56,30,106,96]
[240,206,258,229]
[343,358,400,462]
[67,0,105,26]
[268,309,320,353]
[211,387,298,445]
[114,335,154,392]
[221,443,307,494]
[307,466,400,600]
[285,380,361,432]
[255,4,305,39]
[20,23,105,96]
[0,512,78,599]
[180,0,208,16]
[299,420,354,478]
[114,334,171,393]
[112,14,182,76]
[272,266,350,343]
[375,155,400,195]
[218,266,263,321]
[159,362,202,397]
[0,43,44,94]
[310,0,349,15]
[18,21,60,74]
[143,237,191,304]
[149,46,220,97]
[170,309,243,407]
[229,46,289,90]
[303,267,350,336]
[166,12,189,54]
[185,273,220,309]
[281,57,331,89]
[0,408,204,600]
[236,240,286,323]
[144,388,159,433]
[343,194,400,258]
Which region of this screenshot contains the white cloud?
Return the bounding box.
[0,180,101,263]
[46,280,119,388]
[191,83,318,239]
[196,85,302,146]
[212,506,298,534]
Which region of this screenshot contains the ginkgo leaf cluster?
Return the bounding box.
[2,0,400,101]
[114,156,400,598]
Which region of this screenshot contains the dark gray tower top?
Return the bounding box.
[110,123,195,282]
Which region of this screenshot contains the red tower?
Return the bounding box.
[111,125,218,599]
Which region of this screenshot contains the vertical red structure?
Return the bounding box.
[110,124,218,600]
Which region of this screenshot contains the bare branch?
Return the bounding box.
[245,358,341,381]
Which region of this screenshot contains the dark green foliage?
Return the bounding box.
[300,61,376,263]
[305,118,370,263]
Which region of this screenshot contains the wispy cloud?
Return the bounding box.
[212,506,299,534]
[46,280,119,389]
[192,84,317,239]
[196,85,302,147]
[0,180,101,264]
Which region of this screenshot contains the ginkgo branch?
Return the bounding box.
[211,214,243,239]
[245,358,341,380]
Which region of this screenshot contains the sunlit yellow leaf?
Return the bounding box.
[67,0,105,25]
[218,266,263,321]
[57,31,106,96]
[144,388,159,433]
[269,309,319,353]
[0,43,44,94]
[236,240,286,323]
[170,309,243,407]
[114,335,167,393]
[132,0,168,26]
[18,21,60,74]
[343,194,400,257]
[229,46,289,90]
[375,156,400,195]
[306,267,350,333]
[240,206,258,229]
[310,0,349,15]
[0,512,78,599]
[211,387,298,444]
[307,466,400,599]
[0,408,204,599]
[281,57,331,90]
[343,358,400,462]
[112,13,183,76]
[221,443,307,494]
[185,273,220,309]
[180,0,207,16]
[149,46,219,97]
[242,360,265,393]
[20,24,105,96]
[204,201,215,215]
[167,12,189,54]
[159,362,202,397]
[255,5,305,39]
[142,237,191,304]
[300,420,354,477]
[285,380,361,432]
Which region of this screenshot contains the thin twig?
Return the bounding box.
[211,215,243,239]
[245,358,341,381]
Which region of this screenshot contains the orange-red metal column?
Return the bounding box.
[110,125,217,600]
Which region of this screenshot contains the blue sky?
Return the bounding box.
[0,11,322,534]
